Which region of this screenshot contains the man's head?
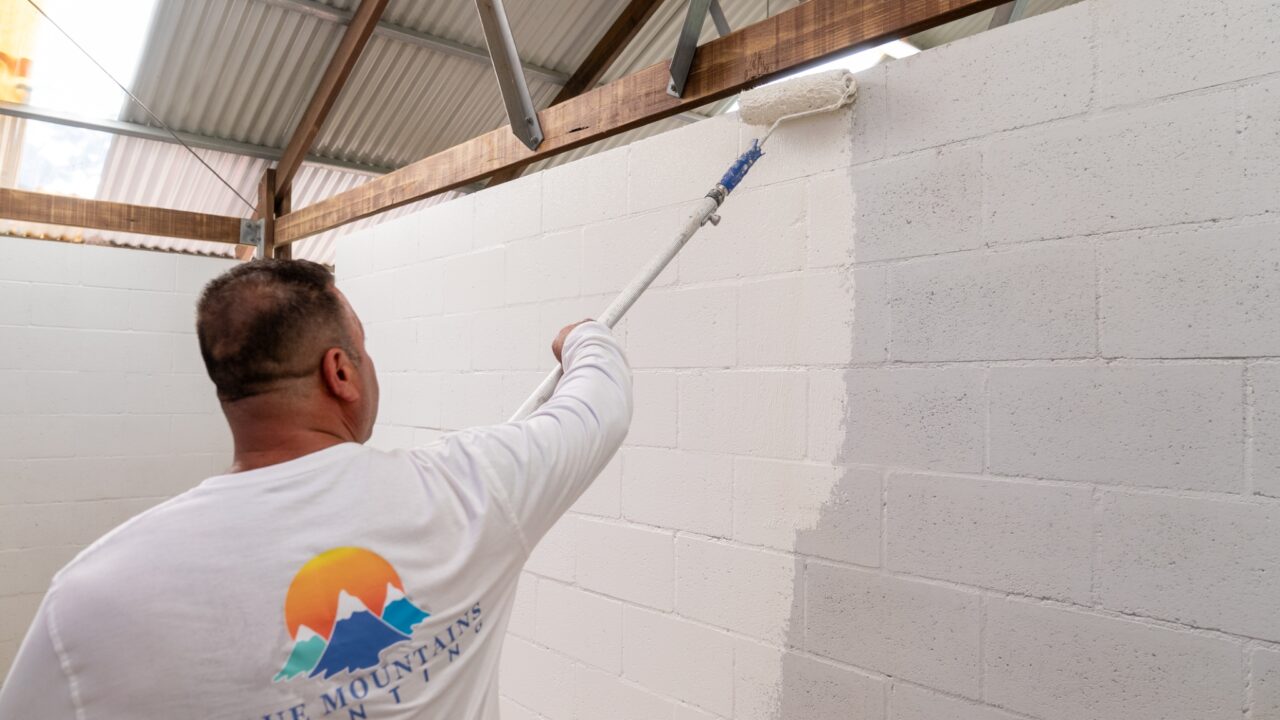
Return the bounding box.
[196,259,379,442]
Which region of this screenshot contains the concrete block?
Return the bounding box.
[678,181,805,283]
[1254,646,1280,720]
[805,169,855,269]
[0,237,80,285]
[390,261,444,320]
[80,245,176,291]
[852,267,891,364]
[806,370,847,462]
[622,605,734,716]
[506,230,583,304]
[171,333,205,374]
[890,683,1024,720]
[86,329,174,374]
[543,146,629,232]
[367,423,414,451]
[335,229,375,281]
[985,91,1243,245]
[0,327,80,371]
[525,513,576,583]
[365,319,416,373]
[1094,0,1280,108]
[676,536,796,644]
[735,98,855,192]
[377,372,440,428]
[571,453,621,518]
[0,498,158,550]
[501,370,550,420]
[575,517,674,610]
[891,242,1097,361]
[0,282,29,326]
[984,596,1242,720]
[734,640,886,720]
[738,270,853,367]
[468,305,542,371]
[733,459,880,567]
[0,594,42,644]
[628,372,678,448]
[679,371,807,460]
[22,371,128,415]
[0,546,80,596]
[1101,221,1280,358]
[1241,77,1280,218]
[573,665,675,720]
[582,210,681,297]
[371,214,420,272]
[128,291,197,333]
[74,414,172,458]
[535,579,622,673]
[853,145,983,262]
[438,372,504,431]
[175,255,234,291]
[415,314,470,372]
[441,248,505,312]
[498,697,537,720]
[621,448,731,536]
[840,367,986,471]
[628,115,739,214]
[347,270,397,325]
[500,635,575,720]
[885,2,1092,154]
[805,562,981,697]
[1097,490,1280,641]
[473,172,542,247]
[1253,363,1280,498]
[416,194,474,261]
[626,285,736,369]
[125,372,219,415]
[989,364,1244,491]
[886,473,1092,602]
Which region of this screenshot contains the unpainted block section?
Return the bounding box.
[737,270,853,367]
[851,266,891,364]
[852,144,983,262]
[985,91,1243,245]
[1097,490,1280,642]
[805,562,981,697]
[675,536,796,644]
[1252,363,1280,498]
[885,1,1092,155]
[734,639,886,720]
[1241,77,1280,218]
[574,518,674,611]
[984,596,1242,720]
[989,364,1244,491]
[679,371,807,460]
[1100,221,1280,358]
[534,579,623,673]
[890,242,1096,361]
[621,447,732,537]
[622,605,734,716]
[1254,646,1280,720]
[839,367,987,472]
[886,473,1092,602]
[889,683,1024,720]
[732,458,880,567]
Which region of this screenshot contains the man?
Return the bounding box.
[0,259,632,718]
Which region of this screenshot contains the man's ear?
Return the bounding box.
[321,347,362,403]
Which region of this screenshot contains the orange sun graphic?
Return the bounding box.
[283,547,405,640]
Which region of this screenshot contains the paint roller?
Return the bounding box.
[510,69,859,421]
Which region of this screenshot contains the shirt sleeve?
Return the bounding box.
[0,596,79,719]
[438,321,632,550]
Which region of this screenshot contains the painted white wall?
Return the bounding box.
[0,238,234,679]
[336,1,1280,717]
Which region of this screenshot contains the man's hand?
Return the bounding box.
[552,320,593,364]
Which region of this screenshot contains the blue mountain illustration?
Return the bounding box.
[380,583,430,635]
[274,626,326,681]
[309,591,410,679]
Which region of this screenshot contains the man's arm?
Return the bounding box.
[0,597,79,717]
[423,320,632,549]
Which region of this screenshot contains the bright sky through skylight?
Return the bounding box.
[16,0,158,196]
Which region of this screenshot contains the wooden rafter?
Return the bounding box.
[273,0,390,198]
[0,188,244,243]
[487,0,666,186]
[279,0,1007,245]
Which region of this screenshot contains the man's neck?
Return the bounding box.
[229,431,352,473]
[222,391,360,473]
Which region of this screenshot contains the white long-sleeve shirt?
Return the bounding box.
[0,321,631,720]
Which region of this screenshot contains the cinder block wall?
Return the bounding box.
[336,1,1280,718]
[0,238,234,678]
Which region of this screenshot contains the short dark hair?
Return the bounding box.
[196,259,357,402]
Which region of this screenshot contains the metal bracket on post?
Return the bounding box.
[667,0,731,98]
[240,218,265,259]
[989,0,1028,28]
[474,0,544,151]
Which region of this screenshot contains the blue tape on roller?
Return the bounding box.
[718,140,764,193]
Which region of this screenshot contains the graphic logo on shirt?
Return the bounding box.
[273,547,431,682]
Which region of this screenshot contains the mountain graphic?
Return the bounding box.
[274,625,326,681]
[381,582,430,635]
[309,590,410,679]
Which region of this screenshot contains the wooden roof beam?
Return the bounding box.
[278,0,1009,245]
[0,188,245,243]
